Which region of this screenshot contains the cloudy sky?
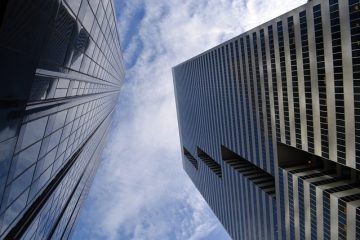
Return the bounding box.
[72,0,306,239]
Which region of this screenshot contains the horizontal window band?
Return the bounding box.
[197,147,222,178]
[183,147,198,170]
[221,145,276,197]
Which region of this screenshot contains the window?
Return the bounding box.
[183,147,198,170]
[221,145,275,196]
[197,147,222,178]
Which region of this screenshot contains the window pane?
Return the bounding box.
[17,117,48,151]
[12,141,41,179]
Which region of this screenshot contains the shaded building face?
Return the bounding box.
[173,0,360,239]
[0,0,124,239]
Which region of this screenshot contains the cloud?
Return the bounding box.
[72,0,307,239]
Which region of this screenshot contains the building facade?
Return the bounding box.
[173,0,360,239]
[0,0,124,239]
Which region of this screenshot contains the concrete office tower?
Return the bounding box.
[0,0,124,239]
[173,0,360,239]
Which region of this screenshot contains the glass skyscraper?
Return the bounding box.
[0,0,124,239]
[173,0,360,239]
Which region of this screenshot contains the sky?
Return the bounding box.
[72,0,307,239]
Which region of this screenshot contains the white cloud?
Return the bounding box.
[72,0,307,239]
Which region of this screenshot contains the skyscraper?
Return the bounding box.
[173,0,360,239]
[0,0,124,239]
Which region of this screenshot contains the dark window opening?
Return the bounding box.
[277,142,321,169]
[183,147,198,170]
[277,142,360,181]
[197,147,222,178]
[221,145,275,197]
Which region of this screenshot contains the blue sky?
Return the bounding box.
[71,0,306,239]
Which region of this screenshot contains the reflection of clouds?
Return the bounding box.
[39,3,90,71]
[0,126,16,145]
[31,3,91,100]
[2,188,29,230]
[0,107,21,152]
[71,28,90,65]
[0,138,16,178]
[72,0,307,239]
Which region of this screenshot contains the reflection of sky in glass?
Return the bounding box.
[36,167,52,192]
[53,110,68,131]
[3,189,29,230]
[7,166,34,206]
[0,0,122,237]
[47,129,63,153]
[33,147,57,181]
[13,141,41,178]
[0,138,17,177]
[0,126,17,143]
[18,117,48,151]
